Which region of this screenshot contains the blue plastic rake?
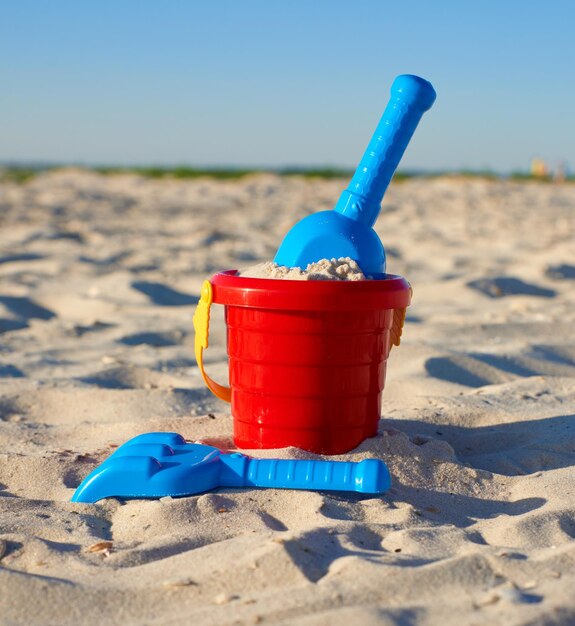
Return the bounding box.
[71,432,391,503]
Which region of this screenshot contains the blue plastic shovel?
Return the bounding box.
[274,74,436,275]
[71,432,391,503]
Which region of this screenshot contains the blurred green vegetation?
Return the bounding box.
[509,171,553,183]
[278,167,354,179]
[454,169,500,181]
[0,168,39,184]
[1,165,573,184]
[94,166,257,180]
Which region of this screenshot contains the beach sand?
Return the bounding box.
[1,170,574,625]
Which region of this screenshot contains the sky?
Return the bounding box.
[1,0,574,173]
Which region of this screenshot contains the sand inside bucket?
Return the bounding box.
[238,257,367,280]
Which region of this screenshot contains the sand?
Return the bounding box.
[1,169,574,625]
[238,257,367,280]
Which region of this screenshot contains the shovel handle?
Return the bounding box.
[334,74,436,227]
[243,457,391,494]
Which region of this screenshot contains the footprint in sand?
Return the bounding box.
[76,365,165,389]
[119,331,184,347]
[0,295,56,333]
[545,263,575,280]
[466,276,557,298]
[0,364,25,378]
[425,344,575,388]
[131,281,199,306]
[0,253,44,265]
[384,413,575,476]
[0,295,55,321]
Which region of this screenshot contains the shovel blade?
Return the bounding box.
[273,210,386,275]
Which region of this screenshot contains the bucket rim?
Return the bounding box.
[211,270,411,310]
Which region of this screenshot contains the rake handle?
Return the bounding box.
[241,457,390,494]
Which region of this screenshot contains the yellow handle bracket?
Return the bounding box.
[193,280,231,403]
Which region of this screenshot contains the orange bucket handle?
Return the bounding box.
[389,285,411,351]
[390,307,407,351]
[192,280,231,403]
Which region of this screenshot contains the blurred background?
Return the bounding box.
[1,0,574,178]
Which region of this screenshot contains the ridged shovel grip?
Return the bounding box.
[335,74,436,227]
[244,457,390,494]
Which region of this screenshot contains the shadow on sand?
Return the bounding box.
[383,413,575,476]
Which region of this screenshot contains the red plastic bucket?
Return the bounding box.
[194,270,411,454]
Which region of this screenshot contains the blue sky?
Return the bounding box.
[1,0,574,173]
